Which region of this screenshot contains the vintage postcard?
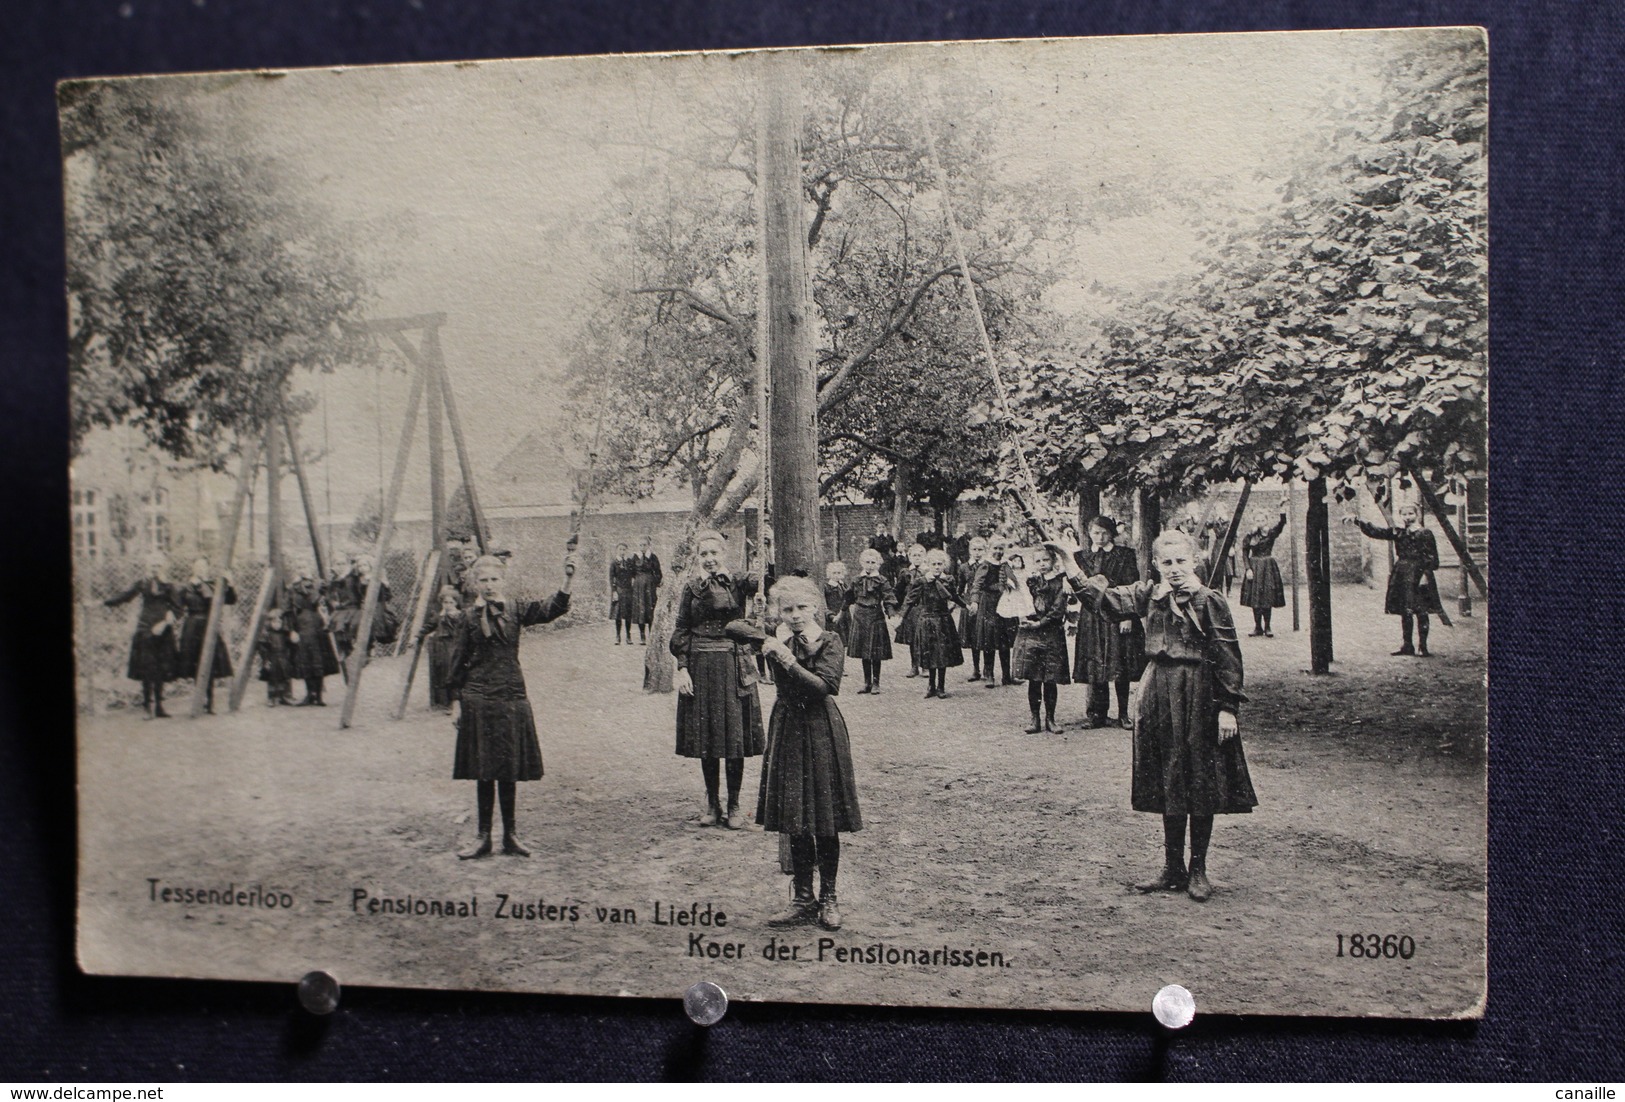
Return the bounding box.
[66,28,1488,1016]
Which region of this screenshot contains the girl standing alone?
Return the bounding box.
[845,549,895,695]
[1065,529,1256,902]
[1344,502,1444,656]
[671,531,765,829]
[1239,496,1290,637]
[446,550,575,859]
[103,553,180,719]
[1013,544,1072,733]
[904,548,964,699]
[754,576,862,930]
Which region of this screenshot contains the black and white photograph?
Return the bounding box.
[65,28,1488,1017]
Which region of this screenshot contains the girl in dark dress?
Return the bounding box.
[1013,546,1072,733]
[1073,517,1144,729]
[447,552,575,859]
[906,548,965,700]
[1239,499,1290,636]
[177,557,236,714]
[631,536,663,644]
[1345,502,1444,656]
[418,586,463,711]
[609,543,637,645]
[257,606,295,706]
[846,549,895,694]
[822,561,851,641]
[332,553,395,661]
[1065,529,1256,903]
[973,537,1017,687]
[284,561,340,706]
[755,576,862,931]
[956,536,988,680]
[103,553,180,719]
[671,530,765,829]
[893,543,927,678]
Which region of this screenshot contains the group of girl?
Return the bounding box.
[608,536,663,645]
[107,549,405,715]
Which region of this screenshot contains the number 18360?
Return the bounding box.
[1336,933,1416,959]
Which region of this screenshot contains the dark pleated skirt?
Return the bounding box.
[675,647,766,758]
[632,576,658,624]
[910,612,963,668]
[1240,556,1286,609]
[179,615,233,680]
[1384,563,1445,615]
[756,699,863,835]
[846,605,893,661]
[958,604,979,647]
[1131,659,1257,815]
[973,609,1015,651]
[125,628,175,682]
[613,586,639,622]
[1013,621,1070,683]
[426,636,454,707]
[291,629,341,679]
[894,604,918,646]
[454,692,543,781]
[1073,611,1144,684]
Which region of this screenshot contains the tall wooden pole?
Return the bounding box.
[426,338,447,572]
[1404,462,1489,600]
[758,53,823,577]
[1209,481,1253,589]
[283,415,329,583]
[189,435,267,717]
[265,413,285,598]
[1456,488,1473,617]
[1287,480,1302,631]
[439,357,491,554]
[1306,476,1334,673]
[228,565,278,712]
[340,360,427,728]
[1134,488,1161,581]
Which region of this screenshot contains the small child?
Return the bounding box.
[846,549,896,694]
[756,576,862,930]
[906,548,965,699]
[257,606,295,706]
[446,550,576,859]
[823,561,851,640]
[893,543,928,678]
[1065,529,1256,902]
[419,586,463,712]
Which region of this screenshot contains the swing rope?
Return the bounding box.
[919,97,1055,542]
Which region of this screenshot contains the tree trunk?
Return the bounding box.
[760,52,822,579]
[1076,480,1101,538]
[1134,487,1160,581]
[1306,476,1334,673]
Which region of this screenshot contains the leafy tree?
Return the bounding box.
[1014,31,1486,502]
[62,79,380,467]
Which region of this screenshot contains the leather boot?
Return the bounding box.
[1136,857,1188,893]
[700,797,722,828]
[724,802,746,830]
[1186,858,1212,902]
[818,890,843,931]
[502,833,531,856]
[1025,708,1043,734]
[767,876,819,927]
[458,832,493,860]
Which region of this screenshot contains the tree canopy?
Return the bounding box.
[62,79,380,468]
[1012,33,1486,503]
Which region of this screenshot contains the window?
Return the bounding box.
[142,487,171,553]
[72,488,100,560]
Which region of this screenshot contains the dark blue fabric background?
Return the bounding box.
[2,0,1618,1082]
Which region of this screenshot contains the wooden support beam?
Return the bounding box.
[1208,481,1252,589]
[439,352,491,554]
[339,360,428,729]
[228,565,279,712]
[1306,476,1334,673]
[1405,463,1489,600]
[189,435,267,717]
[283,415,329,583]
[392,549,441,720]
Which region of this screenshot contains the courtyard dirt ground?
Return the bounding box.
[77,582,1486,1018]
